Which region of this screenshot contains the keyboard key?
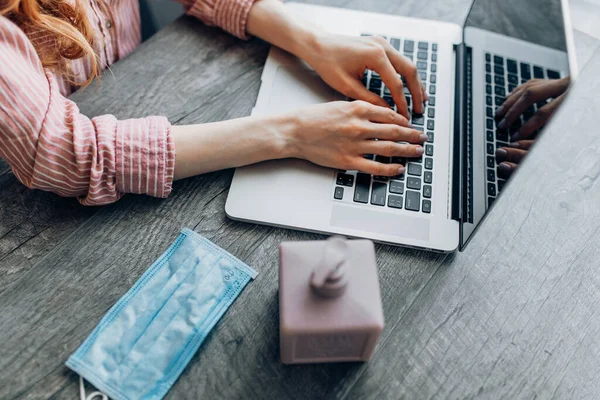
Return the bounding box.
[336,173,354,187]
[507,59,518,74]
[412,113,425,126]
[498,179,506,192]
[419,71,427,81]
[494,65,504,75]
[494,75,505,86]
[493,55,504,65]
[383,86,391,95]
[507,74,518,85]
[353,173,370,203]
[383,95,395,107]
[388,195,403,209]
[486,74,492,84]
[427,120,435,130]
[424,171,433,184]
[487,143,494,155]
[430,74,437,83]
[404,40,414,53]
[486,85,492,95]
[369,77,382,89]
[533,66,544,78]
[417,51,428,60]
[423,185,432,198]
[431,53,437,62]
[486,119,494,130]
[428,96,436,106]
[408,163,422,176]
[426,131,434,143]
[485,53,491,62]
[486,95,493,106]
[406,96,411,107]
[425,144,433,156]
[495,86,506,97]
[487,156,495,168]
[486,130,494,141]
[486,63,491,73]
[508,84,517,93]
[375,155,389,164]
[422,199,431,213]
[547,69,560,79]
[334,186,344,200]
[495,96,505,106]
[404,53,413,61]
[371,182,387,206]
[407,177,421,190]
[521,62,532,79]
[373,175,388,182]
[496,129,509,142]
[487,169,496,182]
[488,182,496,197]
[486,107,493,118]
[429,85,436,95]
[418,41,428,50]
[390,38,401,50]
[405,190,421,211]
[389,181,404,194]
[431,64,437,72]
[364,154,374,160]
[424,158,433,170]
[432,43,438,51]
[417,61,427,70]
[369,87,381,95]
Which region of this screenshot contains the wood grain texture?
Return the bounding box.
[1,1,600,399]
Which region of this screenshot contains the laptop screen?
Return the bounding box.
[458,0,574,249]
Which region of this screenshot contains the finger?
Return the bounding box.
[385,48,424,114]
[371,55,410,118]
[361,140,425,158]
[512,93,565,140]
[496,84,528,117]
[499,79,569,128]
[361,103,410,126]
[497,161,519,179]
[508,140,534,150]
[495,147,528,164]
[345,78,389,108]
[353,157,406,177]
[421,80,428,102]
[366,123,428,143]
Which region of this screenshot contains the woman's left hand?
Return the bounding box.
[303,33,427,118]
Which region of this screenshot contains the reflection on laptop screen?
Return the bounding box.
[459,0,571,249]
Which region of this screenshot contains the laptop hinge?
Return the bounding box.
[451,43,466,223]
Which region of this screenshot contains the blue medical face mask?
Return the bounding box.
[66,228,257,400]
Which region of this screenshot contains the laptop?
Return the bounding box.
[225,0,578,252]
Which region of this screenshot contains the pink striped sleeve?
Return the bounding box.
[176,0,258,39]
[0,17,175,206]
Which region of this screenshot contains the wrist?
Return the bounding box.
[262,113,301,160]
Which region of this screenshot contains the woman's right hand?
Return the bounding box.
[285,101,427,176]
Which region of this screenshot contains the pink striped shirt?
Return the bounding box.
[0,0,256,205]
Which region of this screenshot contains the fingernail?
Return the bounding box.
[511,131,521,142]
[419,134,429,142]
[496,148,507,158]
[416,146,424,155]
[508,142,520,148]
[498,162,512,174]
[498,119,506,129]
[398,166,406,174]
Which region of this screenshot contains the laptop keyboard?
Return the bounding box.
[333,34,437,214]
[484,53,561,207]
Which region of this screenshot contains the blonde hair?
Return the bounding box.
[1,0,99,86]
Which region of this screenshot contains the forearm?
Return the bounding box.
[247,0,319,61]
[171,114,296,180]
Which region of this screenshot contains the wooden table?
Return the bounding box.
[2,1,600,398]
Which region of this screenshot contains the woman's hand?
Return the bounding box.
[303,33,427,118]
[286,101,427,176]
[246,1,426,118]
[495,140,534,179]
[496,77,570,141]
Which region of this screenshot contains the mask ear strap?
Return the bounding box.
[79,376,108,400]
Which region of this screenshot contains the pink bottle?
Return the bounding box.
[279,236,385,364]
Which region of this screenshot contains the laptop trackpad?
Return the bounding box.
[266,66,345,113]
[330,204,430,241]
